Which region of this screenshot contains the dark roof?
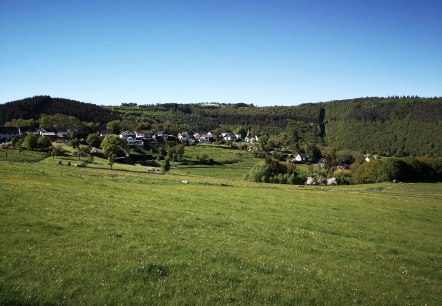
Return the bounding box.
[0,127,20,133]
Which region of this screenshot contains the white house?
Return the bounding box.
[135,130,154,140]
[178,131,191,142]
[295,153,308,163]
[37,128,47,136]
[222,133,237,141]
[155,131,168,140]
[126,137,144,147]
[195,132,216,143]
[206,132,217,139]
[245,135,259,143]
[119,130,136,139]
[198,135,211,143]
[40,130,57,138]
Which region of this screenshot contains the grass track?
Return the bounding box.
[0,159,441,304]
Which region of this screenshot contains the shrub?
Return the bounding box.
[333,169,353,184]
[246,158,302,184]
[37,136,52,151]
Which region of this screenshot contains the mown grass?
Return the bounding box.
[0,159,441,304]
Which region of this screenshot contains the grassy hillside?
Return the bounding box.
[1,159,441,304]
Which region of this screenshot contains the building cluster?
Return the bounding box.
[0,127,78,141]
[0,126,260,146]
[112,129,260,147]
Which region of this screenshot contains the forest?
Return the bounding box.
[0,96,119,124]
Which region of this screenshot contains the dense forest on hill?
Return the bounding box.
[0,96,120,125]
[1,96,441,156]
[321,97,442,156]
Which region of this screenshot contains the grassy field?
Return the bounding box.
[0,149,48,163]
[0,156,441,304]
[172,144,261,180]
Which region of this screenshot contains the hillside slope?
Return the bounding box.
[321,97,442,156]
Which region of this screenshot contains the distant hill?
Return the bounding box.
[2,95,441,156]
[319,97,442,156]
[0,96,120,124]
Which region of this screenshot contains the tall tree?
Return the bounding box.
[101,134,127,157]
[22,133,38,150]
[106,120,122,134]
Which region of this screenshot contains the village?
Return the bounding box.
[0,126,315,164]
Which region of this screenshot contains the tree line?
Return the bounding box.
[0,96,120,125]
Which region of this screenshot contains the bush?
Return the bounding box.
[22,133,38,150]
[246,158,302,184]
[351,157,440,183]
[333,169,352,184]
[86,133,102,148]
[37,136,52,151]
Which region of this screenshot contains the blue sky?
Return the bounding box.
[1,0,441,106]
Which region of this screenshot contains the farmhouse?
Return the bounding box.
[57,128,78,139]
[155,131,169,140]
[295,153,308,163]
[38,129,57,139]
[126,137,144,147]
[245,135,259,143]
[119,130,136,139]
[178,131,191,142]
[222,133,237,141]
[135,130,154,140]
[197,132,216,143]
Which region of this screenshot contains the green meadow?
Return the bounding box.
[171,144,261,180]
[0,153,441,304]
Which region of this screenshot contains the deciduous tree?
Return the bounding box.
[101,134,127,157]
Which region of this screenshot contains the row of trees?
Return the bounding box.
[11,133,66,159]
[245,156,442,185]
[351,157,442,183]
[4,114,102,140]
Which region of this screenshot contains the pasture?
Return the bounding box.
[0,157,441,304]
